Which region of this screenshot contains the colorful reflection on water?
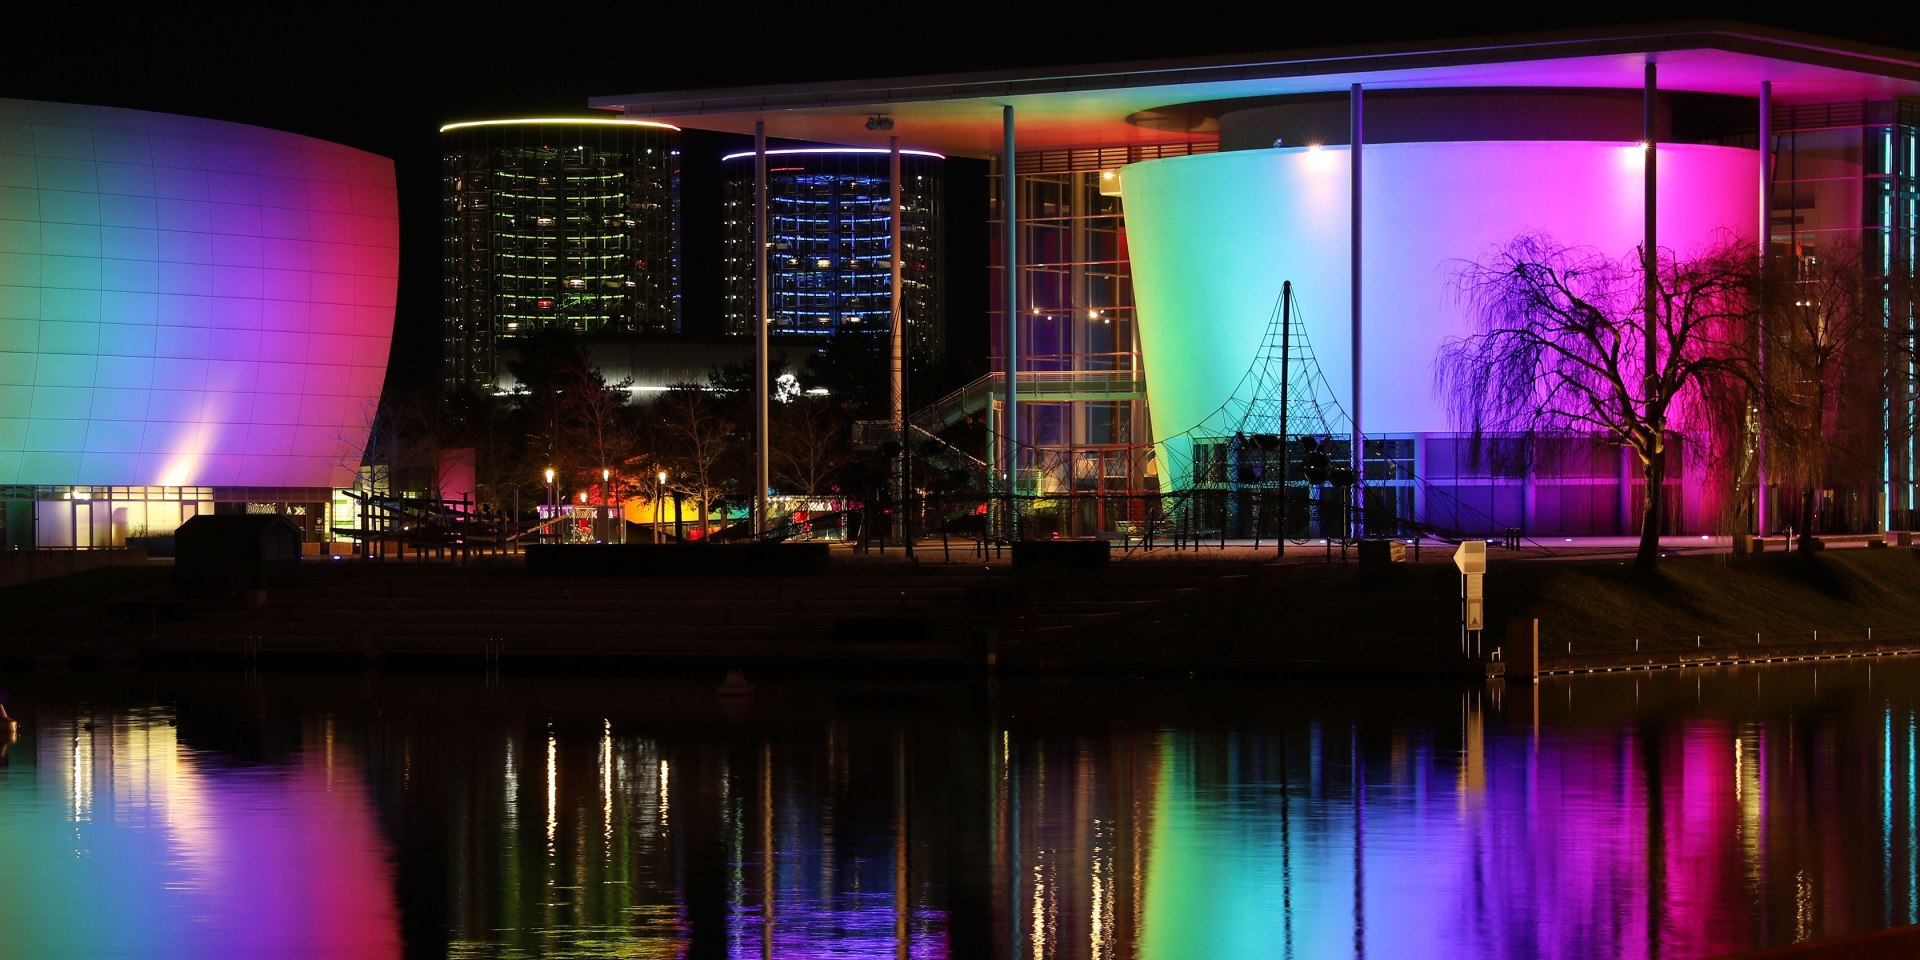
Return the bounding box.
[2,663,1918,958]
[0,704,401,959]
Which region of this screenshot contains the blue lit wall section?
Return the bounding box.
[0,98,399,488]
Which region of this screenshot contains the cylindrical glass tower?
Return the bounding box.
[721,148,943,357]
[441,117,681,392]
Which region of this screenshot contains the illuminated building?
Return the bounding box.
[594,25,1920,537]
[0,98,399,548]
[720,148,943,357]
[441,117,680,393]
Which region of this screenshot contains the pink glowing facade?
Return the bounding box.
[0,99,397,546]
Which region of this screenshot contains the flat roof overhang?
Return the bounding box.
[590,22,1920,157]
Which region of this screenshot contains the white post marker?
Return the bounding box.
[1455,540,1488,657]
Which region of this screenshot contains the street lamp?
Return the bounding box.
[602,467,612,543]
[544,467,555,543]
[656,470,668,541]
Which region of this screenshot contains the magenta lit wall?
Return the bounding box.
[1121,141,1758,469]
[0,98,398,488]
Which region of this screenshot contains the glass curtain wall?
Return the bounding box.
[1769,100,1920,532]
[988,144,1211,535]
[441,120,681,393]
[1,485,214,550]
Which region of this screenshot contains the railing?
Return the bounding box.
[849,488,1414,554]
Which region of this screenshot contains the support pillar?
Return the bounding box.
[1641,63,1659,545]
[754,121,770,537]
[1644,63,1659,398]
[1756,80,1772,534]
[1350,83,1364,541]
[890,136,910,554]
[1002,105,1019,541]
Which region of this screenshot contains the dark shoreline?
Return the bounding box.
[7,545,1920,680]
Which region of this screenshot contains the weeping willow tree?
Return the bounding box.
[1437,233,1756,568]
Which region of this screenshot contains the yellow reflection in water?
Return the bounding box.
[602,719,613,851]
[546,731,557,856]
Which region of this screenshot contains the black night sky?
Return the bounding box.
[3,12,1903,392]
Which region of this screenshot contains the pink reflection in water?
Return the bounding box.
[169,750,404,958]
[0,711,401,960]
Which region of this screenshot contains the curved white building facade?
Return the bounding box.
[1122,141,1758,484]
[0,98,399,546]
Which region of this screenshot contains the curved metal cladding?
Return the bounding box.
[1120,141,1757,483]
[0,98,398,488]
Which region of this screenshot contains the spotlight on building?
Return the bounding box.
[865,115,894,131]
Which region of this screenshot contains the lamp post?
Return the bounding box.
[656,470,668,543]
[601,467,612,543]
[544,467,555,543]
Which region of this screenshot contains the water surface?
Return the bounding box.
[1,663,1913,959]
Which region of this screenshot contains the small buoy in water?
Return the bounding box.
[717,669,753,697]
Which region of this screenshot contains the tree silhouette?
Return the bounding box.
[1438,233,1754,568]
[649,382,737,539]
[769,394,849,497]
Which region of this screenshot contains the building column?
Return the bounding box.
[1644,62,1659,415]
[1901,119,1919,531]
[1003,105,1019,539]
[889,136,908,550]
[754,121,770,535]
[1642,63,1659,540]
[1350,83,1364,540]
[890,136,905,438]
[1757,80,1771,534]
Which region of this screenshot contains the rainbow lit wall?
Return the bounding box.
[1120,142,1757,478]
[0,98,398,488]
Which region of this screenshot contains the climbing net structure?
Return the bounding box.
[1152,284,1360,540]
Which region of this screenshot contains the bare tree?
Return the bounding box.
[769,394,848,496]
[561,360,633,480]
[359,380,456,499]
[558,359,633,539]
[1438,233,1754,568]
[650,382,737,539]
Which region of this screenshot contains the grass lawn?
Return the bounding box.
[1489,548,1920,665]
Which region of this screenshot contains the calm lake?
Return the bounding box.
[2,661,1915,959]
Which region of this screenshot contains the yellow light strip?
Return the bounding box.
[439,117,681,133]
